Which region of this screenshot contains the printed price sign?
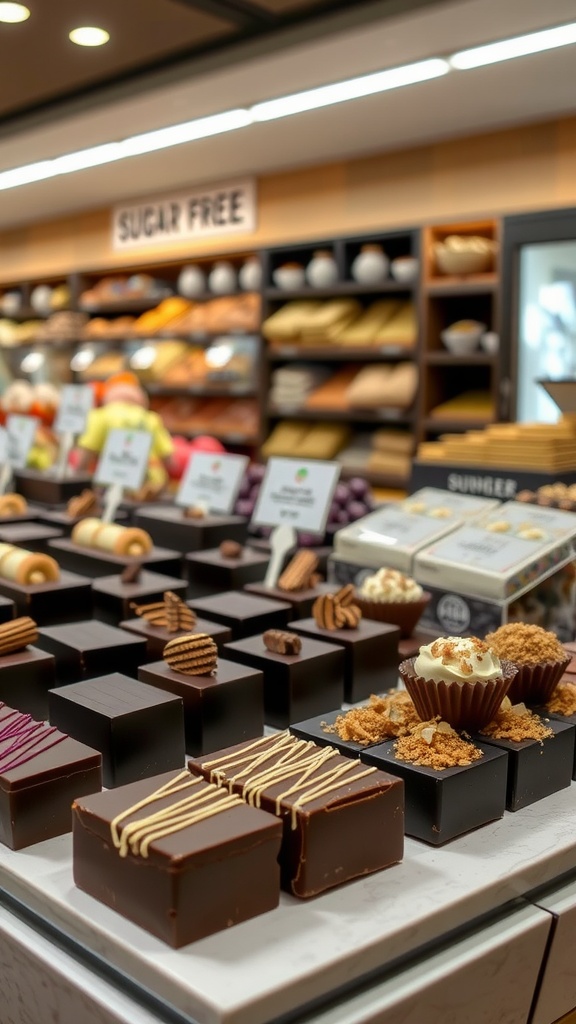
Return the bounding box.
[0,427,8,465]
[7,415,38,469]
[176,452,248,514]
[94,429,152,490]
[253,458,340,534]
[55,385,94,436]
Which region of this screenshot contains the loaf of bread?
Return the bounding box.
[71,518,153,557]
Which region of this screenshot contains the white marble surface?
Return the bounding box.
[1,788,576,1024]
[532,876,576,1024]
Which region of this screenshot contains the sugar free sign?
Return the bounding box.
[113,179,256,249]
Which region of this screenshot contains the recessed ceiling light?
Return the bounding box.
[69,25,110,47]
[0,3,30,23]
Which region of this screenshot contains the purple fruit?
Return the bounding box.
[250,484,261,501]
[237,478,252,500]
[336,509,350,525]
[248,463,266,484]
[298,531,323,547]
[333,483,350,506]
[235,499,255,518]
[348,501,369,521]
[259,526,273,539]
[347,476,370,499]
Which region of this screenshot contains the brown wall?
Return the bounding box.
[2,114,576,283]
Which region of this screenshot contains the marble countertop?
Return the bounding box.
[1,787,576,1024]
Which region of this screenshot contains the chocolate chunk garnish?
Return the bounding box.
[263,629,302,656]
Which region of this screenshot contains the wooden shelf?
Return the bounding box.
[266,344,415,362]
[264,280,415,301]
[268,405,414,425]
[147,384,255,398]
[174,429,258,445]
[79,297,168,316]
[339,465,410,489]
[424,351,496,366]
[3,307,52,322]
[424,274,498,296]
[422,417,495,432]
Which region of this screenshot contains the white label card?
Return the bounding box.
[0,427,8,465]
[253,458,340,533]
[94,429,152,490]
[176,452,248,514]
[6,415,38,469]
[55,385,94,436]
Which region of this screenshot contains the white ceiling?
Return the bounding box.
[1,0,576,229]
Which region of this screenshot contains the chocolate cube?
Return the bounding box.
[224,635,344,728]
[92,571,188,626]
[73,771,282,946]
[36,508,128,536]
[188,591,291,641]
[290,709,372,759]
[49,674,185,788]
[244,582,334,620]
[0,647,56,720]
[0,570,93,626]
[0,702,101,850]
[190,732,404,897]
[135,507,247,553]
[119,616,232,660]
[0,596,15,623]
[289,617,400,703]
[475,717,575,811]
[138,658,264,756]
[48,537,182,579]
[13,469,93,506]
[361,740,508,845]
[0,523,63,553]
[37,621,147,683]
[186,547,269,598]
[541,707,576,779]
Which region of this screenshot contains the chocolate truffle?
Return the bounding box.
[36,621,147,683]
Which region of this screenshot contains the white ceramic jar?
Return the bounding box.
[306,250,339,288]
[208,261,237,295]
[351,244,389,285]
[238,258,262,291]
[177,265,206,298]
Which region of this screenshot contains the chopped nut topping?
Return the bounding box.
[480,697,553,742]
[485,622,566,665]
[322,691,419,745]
[394,718,483,769]
[547,681,576,717]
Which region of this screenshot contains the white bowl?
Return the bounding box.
[441,322,486,354]
[390,257,419,284]
[273,265,306,290]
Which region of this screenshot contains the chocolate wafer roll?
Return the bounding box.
[337,605,362,629]
[165,591,196,633]
[0,616,38,654]
[131,600,167,627]
[163,633,218,676]
[334,584,356,608]
[277,550,319,592]
[67,489,98,518]
[263,629,302,656]
[312,594,339,630]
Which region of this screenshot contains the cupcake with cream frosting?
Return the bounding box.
[356,567,430,636]
[400,636,517,732]
[484,622,569,705]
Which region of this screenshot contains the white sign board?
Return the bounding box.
[253,458,340,534]
[0,428,8,465]
[55,385,94,436]
[94,429,152,490]
[112,178,257,250]
[176,452,248,514]
[7,415,38,469]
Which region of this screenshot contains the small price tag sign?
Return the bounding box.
[0,428,8,465]
[54,385,94,436]
[7,414,38,469]
[94,429,152,490]
[253,457,340,534]
[176,452,248,514]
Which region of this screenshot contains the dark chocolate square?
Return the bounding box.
[0,523,63,553]
[0,596,15,624]
[224,635,344,729]
[47,537,182,579]
[119,616,232,660]
[49,673,185,788]
[73,771,282,946]
[36,621,147,683]
[244,583,333,620]
[361,740,508,845]
[186,547,269,598]
[0,570,93,626]
[138,658,264,756]
[92,571,188,626]
[0,702,102,850]
[474,717,575,811]
[13,470,94,506]
[289,617,400,703]
[540,707,576,779]
[0,647,56,720]
[189,591,291,640]
[135,507,248,553]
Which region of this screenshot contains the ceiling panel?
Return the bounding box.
[249,0,338,11]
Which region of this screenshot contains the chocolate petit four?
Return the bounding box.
[224,630,344,728]
[186,542,269,598]
[120,591,231,659]
[190,731,404,897]
[0,701,101,850]
[0,616,56,719]
[135,506,248,554]
[289,585,400,703]
[49,673,185,788]
[37,621,147,683]
[48,521,181,578]
[188,591,291,640]
[13,468,93,506]
[0,543,93,625]
[73,770,282,947]
[139,635,264,756]
[291,691,421,759]
[92,567,188,626]
[244,548,332,618]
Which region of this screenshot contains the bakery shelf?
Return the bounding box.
[424,274,498,296]
[422,416,496,432]
[268,405,414,424]
[264,281,415,301]
[147,384,256,398]
[79,297,168,316]
[3,306,52,322]
[157,330,260,342]
[339,465,410,489]
[424,352,497,365]
[174,429,258,445]
[266,345,415,362]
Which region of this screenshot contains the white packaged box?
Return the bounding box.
[334,488,500,573]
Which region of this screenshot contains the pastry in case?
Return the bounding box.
[135,505,247,554]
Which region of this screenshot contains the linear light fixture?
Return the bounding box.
[451,21,576,69]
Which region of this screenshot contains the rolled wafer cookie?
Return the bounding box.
[277,550,319,592]
[0,616,38,654]
[131,600,167,627]
[67,489,98,518]
[163,633,218,676]
[263,629,302,655]
[312,593,362,631]
[334,584,356,608]
[337,605,362,629]
[0,544,60,585]
[0,493,27,517]
[72,519,153,557]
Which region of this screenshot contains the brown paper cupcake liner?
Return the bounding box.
[355,593,431,637]
[399,657,518,733]
[506,657,571,706]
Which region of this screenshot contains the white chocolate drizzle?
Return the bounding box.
[201,732,378,829]
[109,770,243,858]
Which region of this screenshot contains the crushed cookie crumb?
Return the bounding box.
[547,681,576,717]
[480,697,553,742]
[485,623,566,665]
[394,718,483,769]
[322,691,419,745]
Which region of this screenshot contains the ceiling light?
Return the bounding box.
[69,26,110,47]
[251,58,449,121]
[0,3,30,23]
[451,21,576,69]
